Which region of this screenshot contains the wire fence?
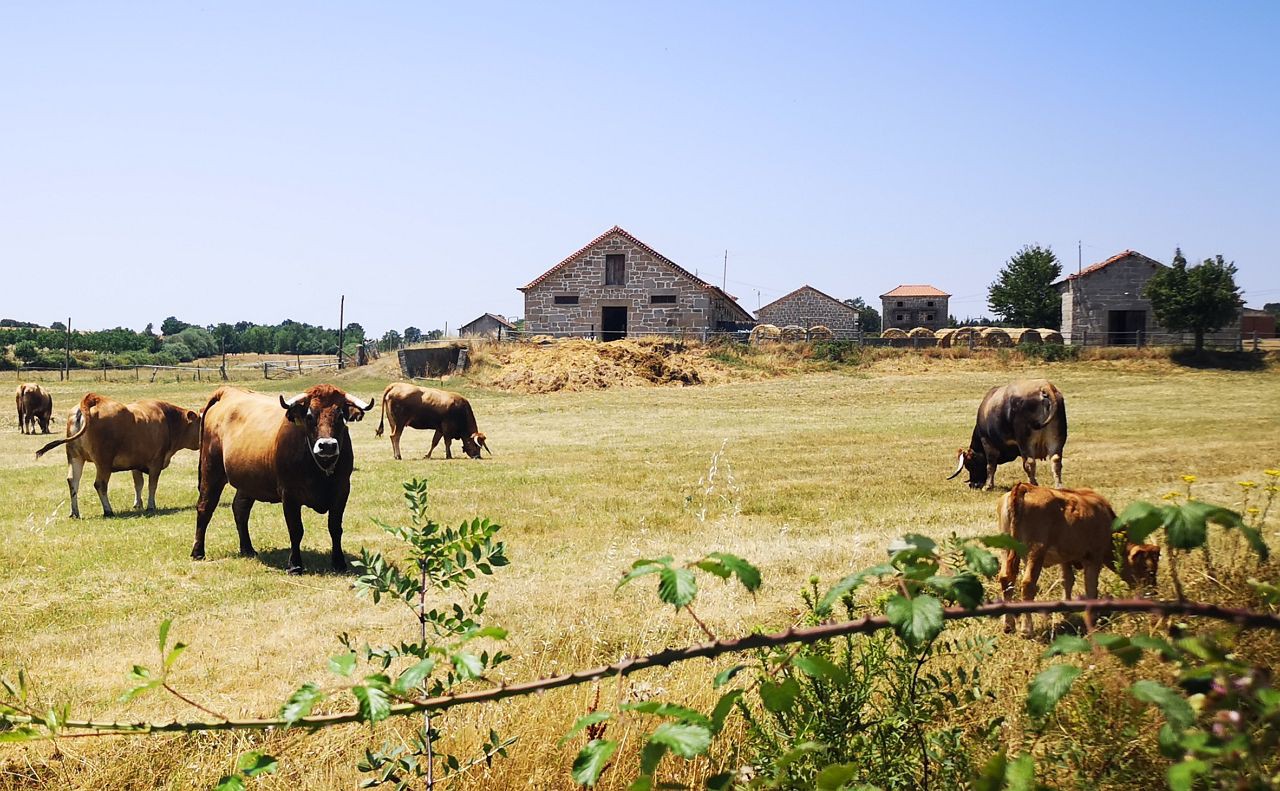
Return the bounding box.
[7,357,343,384]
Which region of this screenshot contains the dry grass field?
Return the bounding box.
[1,350,1278,789]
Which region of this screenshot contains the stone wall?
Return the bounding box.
[757,288,861,338]
[881,296,948,331]
[523,232,733,336]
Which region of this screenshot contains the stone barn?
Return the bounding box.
[881,285,950,332]
[459,313,514,339]
[756,285,862,339]
[519,226,755,339]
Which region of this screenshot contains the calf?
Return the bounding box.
[16,383,53,434]
[997,483,1160,635]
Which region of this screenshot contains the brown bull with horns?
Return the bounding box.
[948,379,1067,490]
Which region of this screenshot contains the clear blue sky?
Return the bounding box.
[3,2,1277,335]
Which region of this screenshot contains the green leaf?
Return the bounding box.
[962,544,999,577]
[1131,680,1195,730]
[393,658,436,694]
[1114,501,1166,544]
[163,643,187,671]
[888,533,937,559]
[1043,635,1091,658]
[328,652,357,677]
[791,654,850,686]
[1166,758,1209,791]
[0,727,43,743]
[213,776,246,791]
[760,677,800,713]
[118,665,162,703]
[657,566,697,608]
[817,563,894,616]
[1235,524,1270,561]
[705,772,735,791]
[977,533,1027,555]
[352,683,392,724]
[617,557,672,590]
[237,751,279,777]
[927,573,984,609]
[713,664,746,688]
[451,652,484,680]
[1129,635,1178,659]
[709,689,743,734]
[703,552,762,592]
[648,722,712,758]
[639,736,667,775]
[157,619,172,656]
[884,594,944,647]
[559,711,613,745]
[620,700,711,726]
[280,682,324,725]
[571,739,617,786]
[815,763,858,790]
[1162,506,1205,550]
[1006,753,1035,791]
[1027,664,1082,718]
[973,750,1007,791]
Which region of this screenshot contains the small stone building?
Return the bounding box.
[1056,250,1240,345]
[880,285,950,332]
[459,313,514,339]
[1241,308,1275,340]
[756,285,861,339]
[519,226,755,339]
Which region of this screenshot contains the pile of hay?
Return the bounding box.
[935,328,957,346]
[1007,328,1043,345]
[907,327,935,339]
[807,325,835,341]
[948,327,978,346]
[470,338,732,393]
[780,325,806,341]
[980,327,1013,347]
[881,328,908,340]
[1037,329,1065,344]
[750,324,781,344]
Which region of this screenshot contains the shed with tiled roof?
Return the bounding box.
[756,286,862,339]
[880,284,950,332]
[519,226,754,339]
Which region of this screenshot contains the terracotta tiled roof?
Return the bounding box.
[519,225,753,322]
[879,284,950,299]
[757,285,861,316]
[1055,250,1164,285]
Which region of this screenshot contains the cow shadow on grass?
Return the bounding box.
[256,547,355,576]
[107,505,195,519]
[1170,349,1268,371]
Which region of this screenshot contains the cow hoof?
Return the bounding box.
[191,550,205,561]
[286,565,304,576]
[239,548,257,558]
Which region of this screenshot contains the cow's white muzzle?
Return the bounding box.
[313,438,339,457]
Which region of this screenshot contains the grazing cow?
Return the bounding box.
[374,383,490,460]
[948,379,1067,490]
[16,383,53,434]
[192,385,373,574]
[35,393,201,518]
[997,483,1160,635]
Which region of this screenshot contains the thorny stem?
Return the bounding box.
[162,684,229,722]
[6,599,1280,739]
[420,556,435,791]
[682,605,717,642]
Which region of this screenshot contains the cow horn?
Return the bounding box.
[946,450,966,480]
[281,393,308,409]
[346,394,375,412]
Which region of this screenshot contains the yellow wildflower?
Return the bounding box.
[1182,474,1198,484]
[1162,491,1183,501]
[1265,469,1280,478]
[1247,507,1261,516]
[1238,481,1258,489]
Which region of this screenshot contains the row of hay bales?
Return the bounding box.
[749,324,835,344]
[882,326,1064,347]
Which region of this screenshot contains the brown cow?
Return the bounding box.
[374,383,490,460]
[997,482,1160,635]
[949,379,1067,490]
[35,393,201,518]
[16,383,53,434]
[192,385,373,574]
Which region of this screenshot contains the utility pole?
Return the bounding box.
[337,294,345,369]
[722,250,728,291]
[1078,241,1082,275]
[63,316,71,381]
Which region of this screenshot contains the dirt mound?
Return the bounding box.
[469,338,744,394]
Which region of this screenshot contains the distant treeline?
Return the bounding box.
[0,316,368,370]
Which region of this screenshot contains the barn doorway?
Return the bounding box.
[601,307,627,341]
[1107,310,1146,345]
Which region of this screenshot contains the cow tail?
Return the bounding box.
[1002,482,1029,539]
[374,387,389,438]
[35,407,86,459]
[198,389,227,485]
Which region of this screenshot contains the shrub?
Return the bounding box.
[1021,342,1081,362]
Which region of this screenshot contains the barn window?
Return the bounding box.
[927,300,935,307]
[554,295,579,305]
[605,254,626,285]
[650,294,677,304]
[896,314,905,321]
[896,301,904,307]
[926,313,935,321]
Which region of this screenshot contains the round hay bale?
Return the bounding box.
[780,325,806,342]
[749,324,781,345]
[980,327,1013,347]
[529,334,556,345]
[1008,328,1043,345]
[1036,328,1064,344]
[908,327,934,339]
[949,326,977,346]
[881,327,908,340]
[807,325,834,341]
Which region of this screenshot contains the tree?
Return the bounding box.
[160,316,190,336]
[14,341,40,363]
[987,245,1063,328]
[425,329,444,341]
[1144,248,1242,352]
[1263,302,1280,316]
[381,329,402,351]
[50,321,67,332]
[403,326,422,344]
[842,298,881,334]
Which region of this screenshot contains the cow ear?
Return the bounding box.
[345,404,365,422]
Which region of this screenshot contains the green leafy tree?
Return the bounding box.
[987,245,1063,328]
[160,316,190,336]
[1143,249,1242,352]
[842,297,881,333]
[403,326,422,344]
[14,341,40,363]
[425,329,444,340]
[381,329,402,352]
[50,321,67,331]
